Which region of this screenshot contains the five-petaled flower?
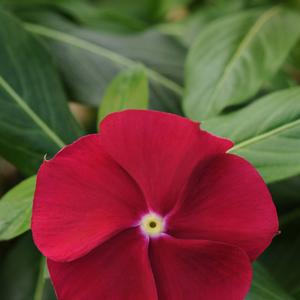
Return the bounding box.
[31,110,278,300]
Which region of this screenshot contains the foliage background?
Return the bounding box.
[0,0,300,299]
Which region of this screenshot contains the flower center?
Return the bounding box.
[140,213,164,237]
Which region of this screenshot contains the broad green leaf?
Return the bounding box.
[184,7,300,120]
[98,66,148,122]
[0,9,82,175]
[51,0,148,33]
[24,12,185,113]
[0,234,44,300]
[4,0,148,33]
[91,0,160,21]
[0,176,35,240]
[0,233,56,300]
[246,263,294,300]
[159,0,246,47]
[203,87,300,183]
[260,217,300,299]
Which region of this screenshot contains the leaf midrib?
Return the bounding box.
[24,23,184,96]
[229,117,300,152]
[206,6,282,116]
[0,76,65,148]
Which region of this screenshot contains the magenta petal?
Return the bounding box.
[168,154,279,261]
[99,110,232,214]
[48,229,158,300]
[32,134,147,262]
[150,236,252,300]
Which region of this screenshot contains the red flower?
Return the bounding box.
[31,110,278,300]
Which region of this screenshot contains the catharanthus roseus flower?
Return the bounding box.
[31,110,278,300]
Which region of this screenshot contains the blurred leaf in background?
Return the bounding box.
[23,11,185,114]
[246,263,294,299]
[0,234,44,300]
[98,66,149,122]
[0,10,82,175]
[184,7,300,120]
[260,218,300,299]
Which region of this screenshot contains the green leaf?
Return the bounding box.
[0,176,35,240]
[203,87,300,183]
[41,279,57,300]
[184,7,300,120]
[290,39,300,70]
[98,66,148,122]
[0,234,43,300]
[89,0,160,21]
[0,233,56,300]
[0,9,82,175]
[51,0,148,33]
[260,217,300,299]
[158,0,246,47]
[247,263,294,300]
[157,0,193,17]
[24,12,185,113]
[270,175,300,206]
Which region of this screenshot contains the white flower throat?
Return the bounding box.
[140,213,165,237]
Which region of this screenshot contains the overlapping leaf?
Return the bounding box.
[260,215,300,300]
[247,263,294,300]
[98,66,148,121]
[184,7,300,120]
[0,233,54,300]
[0,176,35,240]
[24,12,186,113]
[203,87,300,183]
[0,10,82,175]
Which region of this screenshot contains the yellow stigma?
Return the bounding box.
[141,213,164,237]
